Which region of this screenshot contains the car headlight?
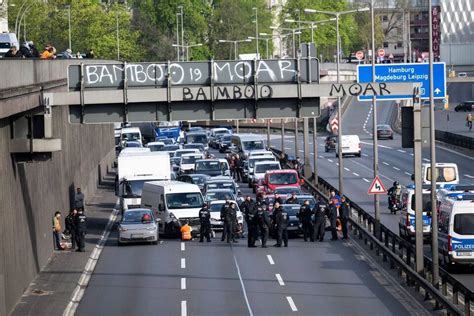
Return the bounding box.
[147,226,157,231]
[118,226,127,232]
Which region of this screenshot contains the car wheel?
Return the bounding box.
[357,152,361,157]
[152,240,158,245]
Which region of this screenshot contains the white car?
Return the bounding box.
[208,200,244,232]
[147,141,165,152]
[179,153,204,174]
[117,208,159,245]
[335,135,361,158]
[251,161,281,192]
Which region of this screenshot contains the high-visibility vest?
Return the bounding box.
[181,225,192,240]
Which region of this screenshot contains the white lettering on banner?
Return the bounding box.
[86,66,99,84]
[234,61,253,80]
[169,63,185,85]
[182,85,272,101]
[278,60,297,79]
[213,63,233,81]
[256,60,277,81]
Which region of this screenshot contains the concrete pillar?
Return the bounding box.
[313,117,318,184]
[294,119,299,158]
[235,120,239,133]
[281,119,285,154]
[266,119,270,150]
[303,118,312,178]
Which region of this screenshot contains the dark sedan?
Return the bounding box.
[270,204,302,237]
[324,136,336,152]
[376,124,394,140]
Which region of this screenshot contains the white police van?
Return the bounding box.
[438,192,474,268]
[399,184,433,241]
[437,184,474,201]
[421,163,459,188]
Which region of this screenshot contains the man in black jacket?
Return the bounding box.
[245,200,258,248]
[65,209,77,249]
[256,203,270,248]
[273,202,289,247]
[298,200,314,242]
[339,196,350,239]
[225,202,238,243]
[199,203,211,242]
[220,199,230,241]
[74,209,87,252]
[328,200,338,241]
[313,199,327,242]
[286,192,299,204]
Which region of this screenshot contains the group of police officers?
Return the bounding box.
[197,190,350,246]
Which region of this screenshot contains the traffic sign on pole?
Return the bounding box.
[330,117,338,134]
[357,62,446,101]
[368,176,387,195]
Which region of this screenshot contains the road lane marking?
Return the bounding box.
[318,155,324,159]
[63,199,120,316]
[310,153,314,155]
[286,297,298,312]
[397,149,406,153]
[284,147,291,150]
[393,167,400,171]
[362,178,370,183]
[267,255,275,265]
[353,172,360,177]
[181,258,186,269]
[336,163,339,166]
[409,153,414,156]
[405,172,412,176]
[181,301,187,316]
[275,273,285,286]
[298,150,304,153]
[328,159,333,163]
[350,159,396,183]
[344,167,350,171]
[362,153,368,157]
[360,141,393,149]
[181,278,186,290]
[465,174,474,179]
[423,158,430,162]
[382,162,389,166]
[181,242,185,251]
[233,254,254,316]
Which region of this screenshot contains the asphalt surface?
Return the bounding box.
[75,148,428,315]
[268,98,474,291]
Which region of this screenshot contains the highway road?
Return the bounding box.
[268,98,474,291]
[75,148,429,315]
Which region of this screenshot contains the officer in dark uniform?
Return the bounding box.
[313,198,327,242]
[328,200,338,241]
[245,200,258,247]
[286,192,299,204]
[273,202,289,247]
[298,200,314,242]
[65,209,77,249]
[340,196,350,239]
[256,202,270,248]
[225,202,238,243]
[220,199,230,241]
[74,209,87,252]
[199,203,211,242]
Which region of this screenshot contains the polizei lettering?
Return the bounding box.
[329,83,390,97]
[182,85,273,101]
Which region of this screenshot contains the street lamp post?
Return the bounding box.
[248,36,270,59]
[253,7,259,58]
[178,6,184,62]
[218,39,251,60]
[305,7,370,198]
[270,26,304,58]
[176,12,181,61]
[116,9,119,60]
[172,43,203,61]
[66,4,71,50]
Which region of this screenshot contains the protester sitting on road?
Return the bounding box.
[181,221,192,241]
[40,45,56,59]
[5,46,21,58]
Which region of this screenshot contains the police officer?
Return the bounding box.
[298,200,314,242]
[65,209,77,249]
[74,209,87,252]
[328,200,338,241]
[225,202,238,243]
[340,196,350,240]
[246,200,258,248]
[240,195,255,215]
[220,199,230,241]
[286,192,299,204]
[199,203,211,242]
[256,202,270,248]
[313,198,327,242]
[273,202,289,247]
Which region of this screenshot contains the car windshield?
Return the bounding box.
[410,193,432,212]
[184,144,204,150]
[426,167,457,182]
[296,198,316,209]
[164,145,179,151]
[182,156,199,164]
[191,175,208,185]
[126,142,141,148]
[161,139,174,145]
[269,173,298,185]
[122,132,140,141]
[123,180,148,198]
[255,163,279,173]
[215,130,230,136]
[166,192,203,209]
[0,43,11,49]
[454,214,474,235]
[242,140,265,151]
[207,182,234,191]
[249,157,273,168]
[122,210,154,223]
[206,190,234,201]
[282,205,300,216]
[377,125,391,130]
[209,203,225,213]
[186,134,207,144]
[274,187,302,195]
[196,161,220,171]
[175,150,195,158]
[148,144,164,151]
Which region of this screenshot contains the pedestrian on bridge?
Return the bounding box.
[74,187,85,212]
[246,200,259,248]
[286,192,299,204]
[467,113,473,132]
[298,200,314,242]
[74,209,87,252]
[340,196,350,240]
[313,199,327,242]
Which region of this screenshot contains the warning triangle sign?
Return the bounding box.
[368,176,387,195]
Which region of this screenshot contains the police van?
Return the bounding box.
[437,184,474,201]
[420,163,459,188]
[438,192,474,268]
[399,184,433,241]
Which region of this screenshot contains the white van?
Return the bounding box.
[399,184,433,241]
[141,181,204,237]
[0,33,19,57]
[335,135,361,158]
[421,163,459,188]
[231,134,266,159]
[120,127,142,146]
[438,193,474,268]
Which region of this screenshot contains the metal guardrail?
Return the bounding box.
[435,130,474,150]
[269,146,470,316]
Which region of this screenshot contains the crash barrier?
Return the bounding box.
[269,146,470,316]
[435,130,474,150]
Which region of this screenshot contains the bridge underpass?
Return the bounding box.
[1,56,444,316]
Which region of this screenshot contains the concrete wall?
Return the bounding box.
[0,104,114,316]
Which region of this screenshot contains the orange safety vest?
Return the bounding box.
[180,224,192,240]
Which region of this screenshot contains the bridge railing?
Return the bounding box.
[269,146,470,316]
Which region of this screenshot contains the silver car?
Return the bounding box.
[118,208,159,245]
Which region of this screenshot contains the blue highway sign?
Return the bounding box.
[357,62,446,101]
